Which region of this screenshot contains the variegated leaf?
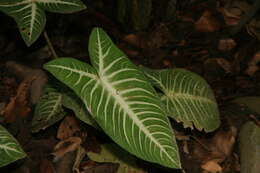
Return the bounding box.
[142,68,220,132]
[62,89,99,129]
[0,125,26,167]
[31,85,65,132]
[32,82,98,132]
[0,0,86,46]
[44,28,181,168]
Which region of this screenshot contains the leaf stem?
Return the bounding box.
[44,31,58,59]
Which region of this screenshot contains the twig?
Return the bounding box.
[43,30,58,59]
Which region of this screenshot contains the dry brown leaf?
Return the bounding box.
[162,59,173,68]
[245,51,260,76]
[52,137,82,161]
[123,24,171,50]
[195,10,220,32]
[2,76,35,123]
[123,33,143,48]
[81,160,98,170]
[57,115,81,140]
[221,8,241,26]
[5,61,49,104]
[247,19,260,39]
[210,126,237,159]
[192,127,237,173]
[220,1,250,26]
[216,58,232,74]
[245,66,259,76]
[201,160,222,173]
[218,39,236,51]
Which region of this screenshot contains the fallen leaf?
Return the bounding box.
[3,76,35,122]
[80,160,98,170]
[123,24,171,50]
[192,127,237,173]
[195,10,220,32]
[52,137,82,161]
[57,115,81,140]
[210,127,237,158]
[221,8,241,26]
[216,58,232,74]
[123,33,144,48]
[201,160,222,173]
[220,1,250,26]
[247,19,260,40]
[54,149,77,173]
[5,61,48,104]
[218,39,236,51]
[245,51,260,76]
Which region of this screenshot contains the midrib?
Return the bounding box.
[99,75,175,163]
[164,92,216,104]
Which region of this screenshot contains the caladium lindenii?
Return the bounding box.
[44,27,181,169]
[0,0,86,46]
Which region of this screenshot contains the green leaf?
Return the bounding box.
[232,97,260,114]
[0,0,86,46]
[0,125,26,167]
[32,82,98,132]
[62,89,99,129]
[87,143,146,173]
[239,121,260,173]
[44,27,181,168]
[31,85,66,132]
[142,68,220,132]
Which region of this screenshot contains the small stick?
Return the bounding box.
[43,30,58,59]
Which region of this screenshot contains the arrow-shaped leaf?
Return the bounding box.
[0,0,86,46]
[142,68,220,132]
[32,81,98,132]
[44,28,181,168]
[31,85,66,132]
[0,125,26,167]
